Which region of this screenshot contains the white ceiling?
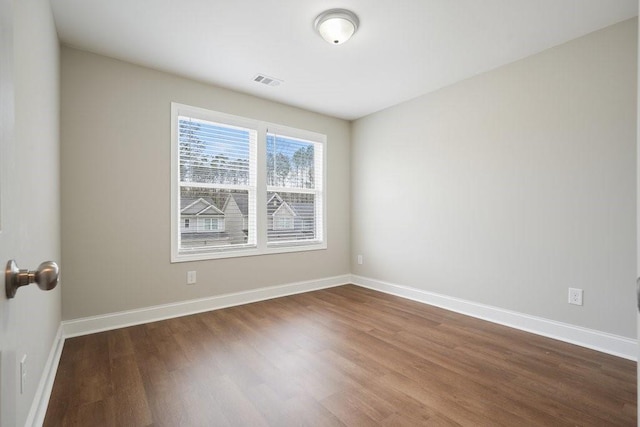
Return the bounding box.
[51,0,638,121]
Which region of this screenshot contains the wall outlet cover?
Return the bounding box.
[568,288,583,306]
[187,271,197,285]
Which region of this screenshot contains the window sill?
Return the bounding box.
[171,241,327,263]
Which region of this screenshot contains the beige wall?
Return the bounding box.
[0,0,61,425]
[60,47,351,320]
[352,19,638,338]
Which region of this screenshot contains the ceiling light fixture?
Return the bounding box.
[314,9,359,45]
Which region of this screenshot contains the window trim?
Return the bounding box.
[171,102,327,262]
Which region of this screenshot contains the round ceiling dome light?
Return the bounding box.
[314,9,359,45]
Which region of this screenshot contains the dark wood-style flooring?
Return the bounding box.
[44,285,636,426]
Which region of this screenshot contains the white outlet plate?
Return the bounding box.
[187,271,196,285]
[568,288,583,306]
[357,255,363,265]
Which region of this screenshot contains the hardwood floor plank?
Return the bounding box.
[110,353,153,426]
[207,375,269,426]
[74,399,117,427]
[242,383,291,425]
[282,395,346,427]
[107,328,135,359]
[44,285,636,426]
[320,391,381,426]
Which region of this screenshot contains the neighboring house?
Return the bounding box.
[180,197,228,248]
[180,194,249,248]
[180,197,225,231]
[267,193,315,242]
[221,192,249,244]
[180,193,314,247]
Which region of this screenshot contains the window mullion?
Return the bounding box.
[255,125,268,251]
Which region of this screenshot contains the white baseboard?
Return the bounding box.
[351,275,637,361]
[62,274,351,338]
[25,324,65,427]
[62,273,637,359]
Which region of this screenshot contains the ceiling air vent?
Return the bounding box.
[253,74,283,87]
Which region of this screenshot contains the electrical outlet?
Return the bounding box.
[187,271,197,285]
[20,354,27,394]
[568,288,583,306]
[357,255,363,265]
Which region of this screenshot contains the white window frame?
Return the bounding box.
[171,103,327,262]
[265,128,324,247]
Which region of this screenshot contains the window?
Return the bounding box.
[171,103,326,261]
[266,133,322,244]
